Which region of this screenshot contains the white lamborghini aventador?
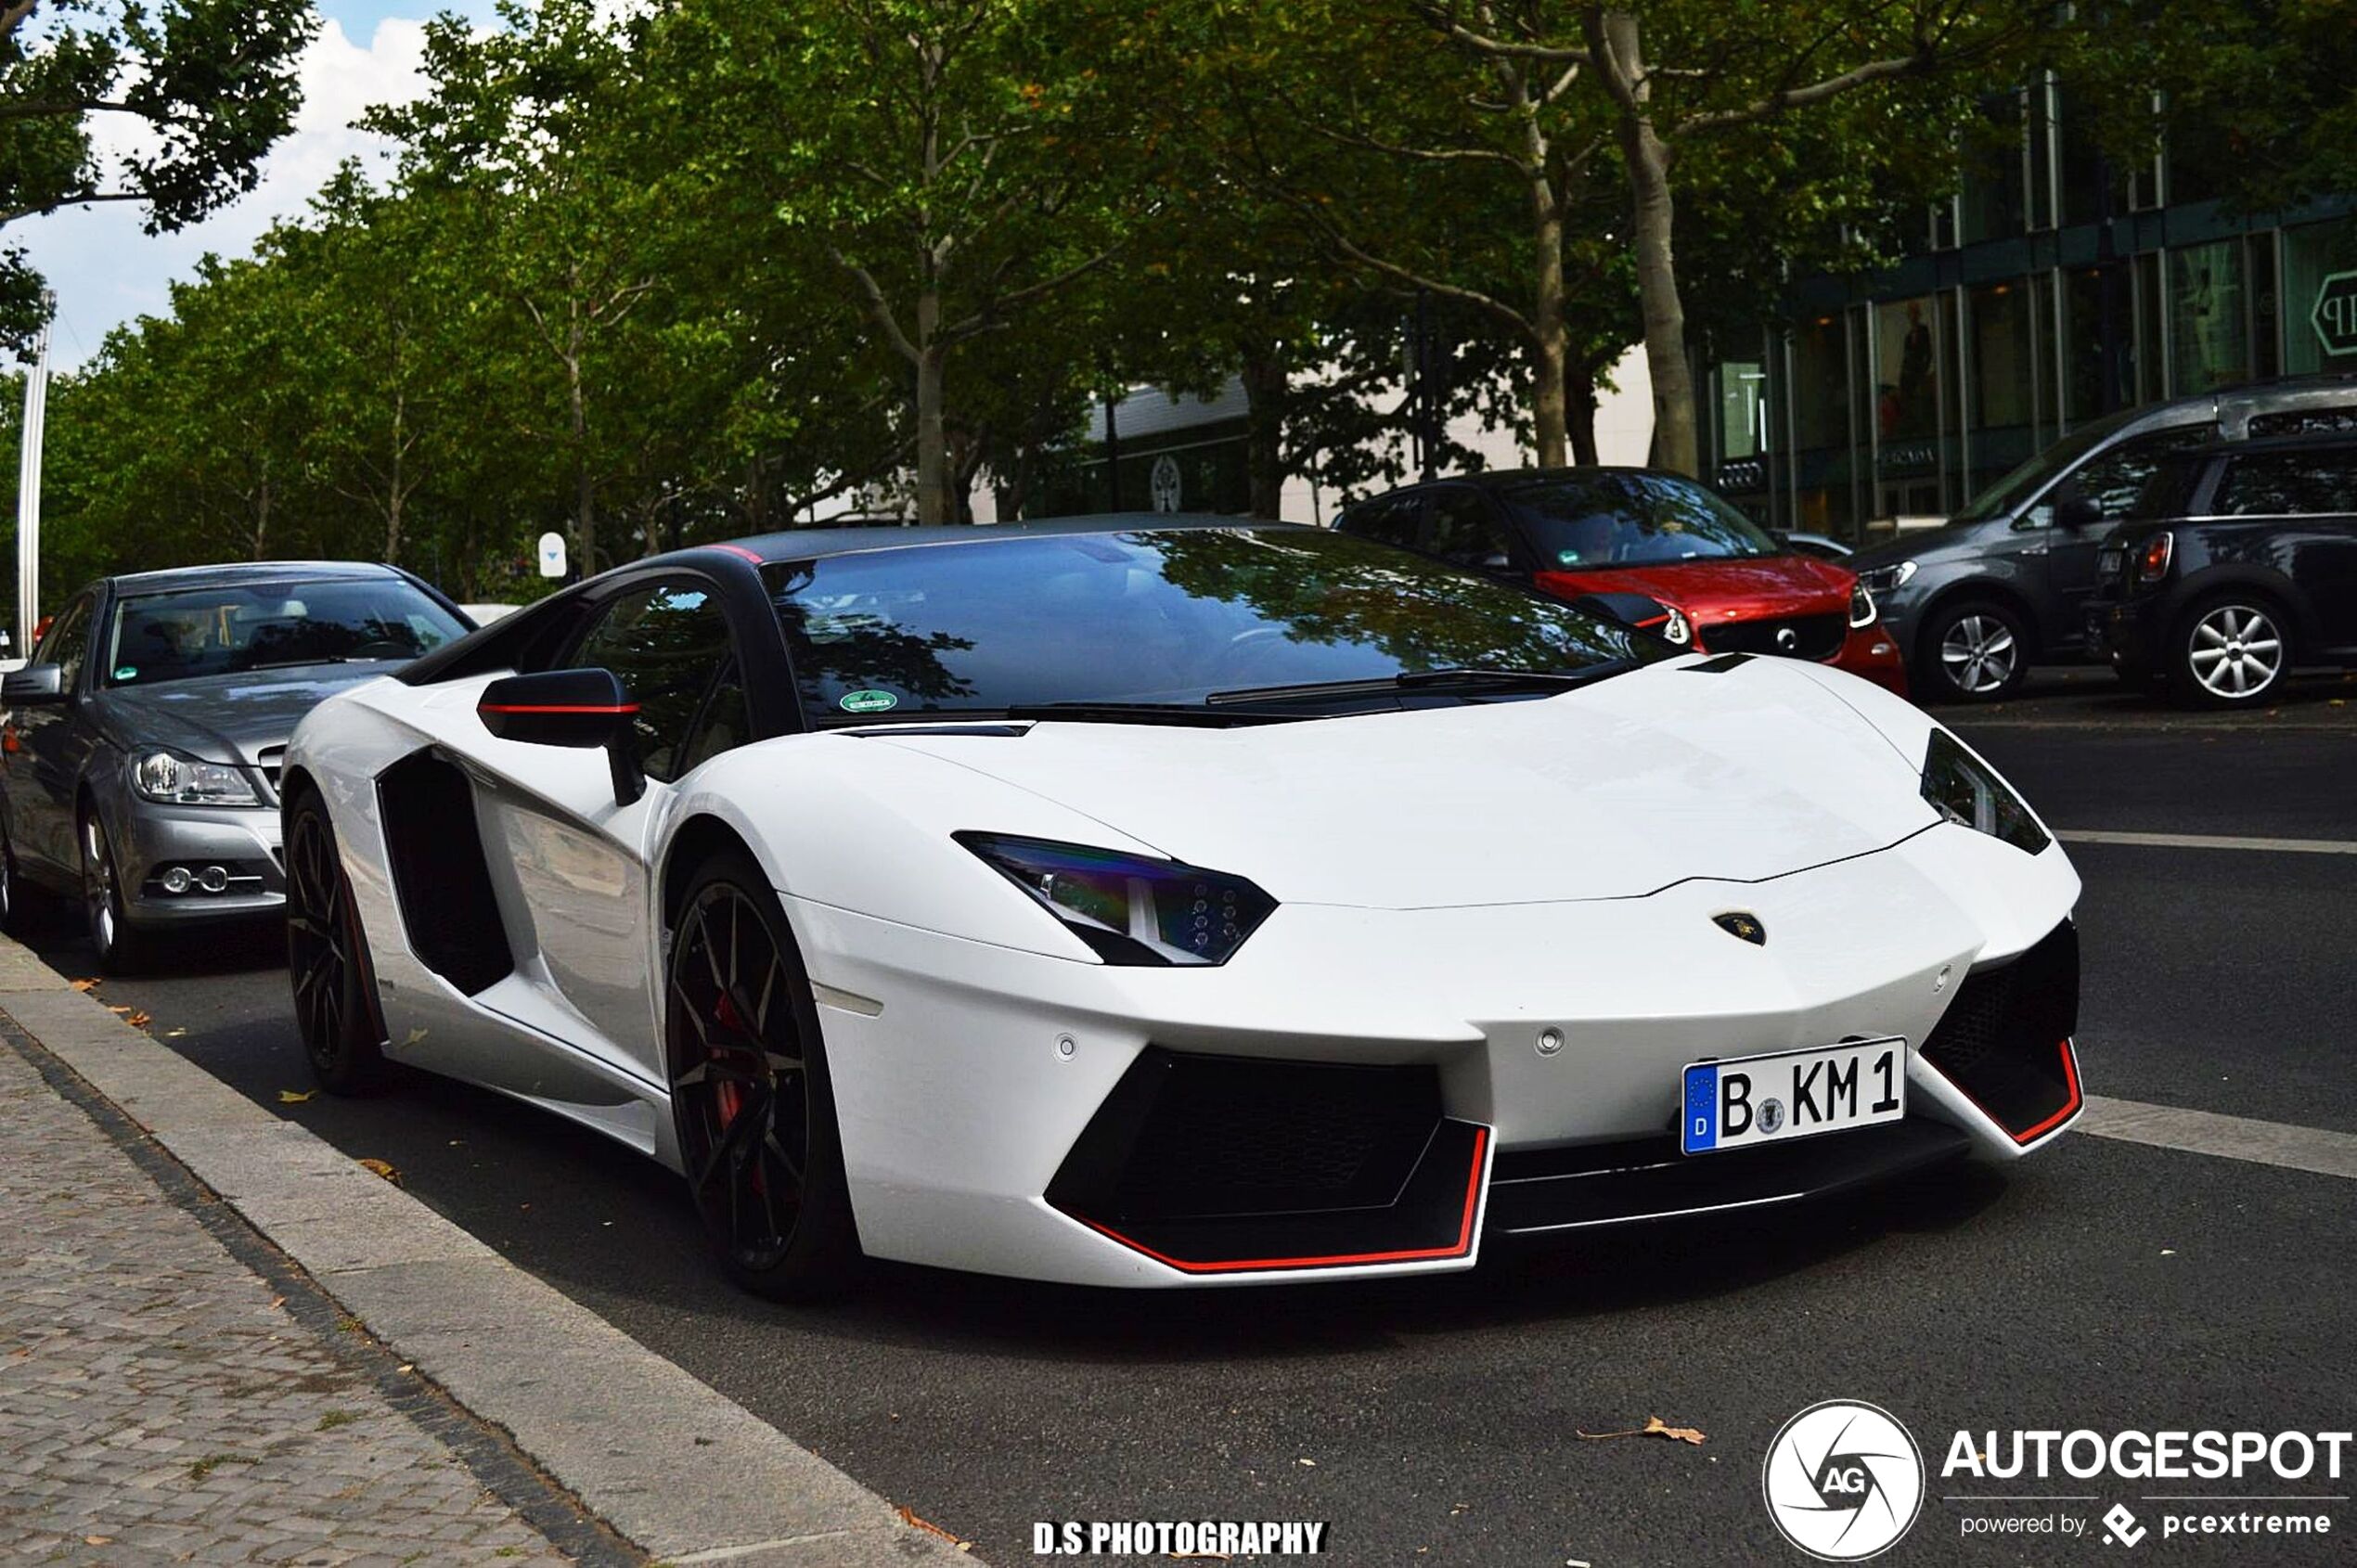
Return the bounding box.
[281,518,2084,1295]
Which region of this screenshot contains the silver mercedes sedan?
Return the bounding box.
[0,561,471,970]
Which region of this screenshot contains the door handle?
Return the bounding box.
[2019,544,2050,558]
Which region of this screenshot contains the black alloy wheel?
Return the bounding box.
[666,850,858,1299]
[286,792,386,1092]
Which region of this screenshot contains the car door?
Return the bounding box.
[2211,445,2357,656]
[2027,426,2210,649]
[10,592,99,874]
[470,575,752,1086]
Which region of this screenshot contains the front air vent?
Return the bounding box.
[375,749,513,996]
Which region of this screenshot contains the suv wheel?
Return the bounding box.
[1923,599,2030,702]
[2170,595,2289,708]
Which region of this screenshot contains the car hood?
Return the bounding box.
[1848,525,1985,570]
[90,665,394,767]
[877,658,1935,907]
[1539,553,1850,619]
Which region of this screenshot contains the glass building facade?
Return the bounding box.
[1702,80,2357,540]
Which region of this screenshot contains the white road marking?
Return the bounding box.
[2059,829,2357,855]
[2076,1096,2357,1181]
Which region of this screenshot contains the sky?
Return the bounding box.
[19,0,496,370]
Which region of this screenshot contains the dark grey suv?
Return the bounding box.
[1848,376,2357,701]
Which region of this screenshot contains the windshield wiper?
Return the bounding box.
[1204,662,1631,707]
[1001,700,1307,726]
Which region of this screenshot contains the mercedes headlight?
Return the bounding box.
[133,750,260,807]
[1855,560,1916,596]
[1848,582,1877,629]
[958,832,1277,966]
[1920,730,2048,855]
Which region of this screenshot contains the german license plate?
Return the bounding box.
[1681,1037,1906,1155]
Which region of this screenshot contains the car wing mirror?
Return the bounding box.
[2,664,66,705]
[2054,493,2105,531]
[476,667,645,806]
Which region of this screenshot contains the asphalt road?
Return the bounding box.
[20,673,2357,1568]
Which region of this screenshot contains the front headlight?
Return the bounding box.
[1920,730,2048,855]
[133,750,260,807]
[1848,582,1877,629]
[1855,559,1917,597]
[957,832,1278,966]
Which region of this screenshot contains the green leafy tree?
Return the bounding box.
[0,0,314,350]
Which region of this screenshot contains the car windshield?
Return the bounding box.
[1497,472,1782,568]
[765,527,1664,724]
[104,578,467,688]
[1947,407,2143,526]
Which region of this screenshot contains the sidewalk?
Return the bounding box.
[0,1022,596,1566]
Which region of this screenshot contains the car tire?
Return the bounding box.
[1921,598,2032,702]
[2169,592,2291,709]
[666,847,860,1300]
[79,806,150,975]
[285,790,388,1093]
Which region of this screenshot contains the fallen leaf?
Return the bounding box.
[84,1536,112,1546]
[356,1158,402,1187]
[125,1011,151,1028]
[896,1506,971,1549]
[277,1089,317,1104]
[70,978,99,993]
[1576,1415,1707,1446]
[107,1004,131,1015]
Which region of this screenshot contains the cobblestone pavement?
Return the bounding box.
[0,1036,575,1567]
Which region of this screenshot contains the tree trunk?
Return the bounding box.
[913,279,950,522]
[251,466,271,561]
[1604,11,1700,477]
[385,387,406,564]
[1521,107,1569,467]
[1568,362,1599,467]
[566,296,594,571]
[1240,341,1289,521]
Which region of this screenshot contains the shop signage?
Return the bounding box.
[2312,270,2357,357]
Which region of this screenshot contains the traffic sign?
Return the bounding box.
[538,532,568,579]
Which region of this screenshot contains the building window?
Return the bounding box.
[2055,84,2106,228]
[1873,298,1939,443]
[1962,94,2028,244]
[2284,216,2357,377]
[1794,315,1848,451]
[2169,240,2250,395]
[2064,265,2130,423]
[1971,281,2035,431]
[2134,251,2165,402]
[1718,360,1768,461]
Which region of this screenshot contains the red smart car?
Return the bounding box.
[1336,469,1907,695]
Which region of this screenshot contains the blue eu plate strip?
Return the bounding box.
[1682,1064,1719,1153]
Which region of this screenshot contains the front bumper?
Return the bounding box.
[1830,621,1910,696]
[116,801,286,926]
[787,822,2081,1287]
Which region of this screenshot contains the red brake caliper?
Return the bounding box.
[712,990,746,1129]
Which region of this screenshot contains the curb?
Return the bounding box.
[0,935,973,1567]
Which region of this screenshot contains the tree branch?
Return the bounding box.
[827,247,922,364]
[1307,117,1530,174]
[1417,6,1591,65]
[1676,50,1938,135]
[937,241,1122,345]
[0,190,154,225]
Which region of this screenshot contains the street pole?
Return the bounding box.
[14,292,52,655]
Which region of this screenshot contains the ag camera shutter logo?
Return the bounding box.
[1762,1400,1925,1561]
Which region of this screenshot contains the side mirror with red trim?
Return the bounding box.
[477,667,645,805]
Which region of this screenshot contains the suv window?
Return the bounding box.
[1337,495,1422,550]
[2057,426,2211,525]
[1425,488,1513,568]
[37,596,94,692]
[2212,448,2357,517]
[571,581,738,783]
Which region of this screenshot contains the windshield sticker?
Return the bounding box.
[838,688,899,714]
[113,666,137,681]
